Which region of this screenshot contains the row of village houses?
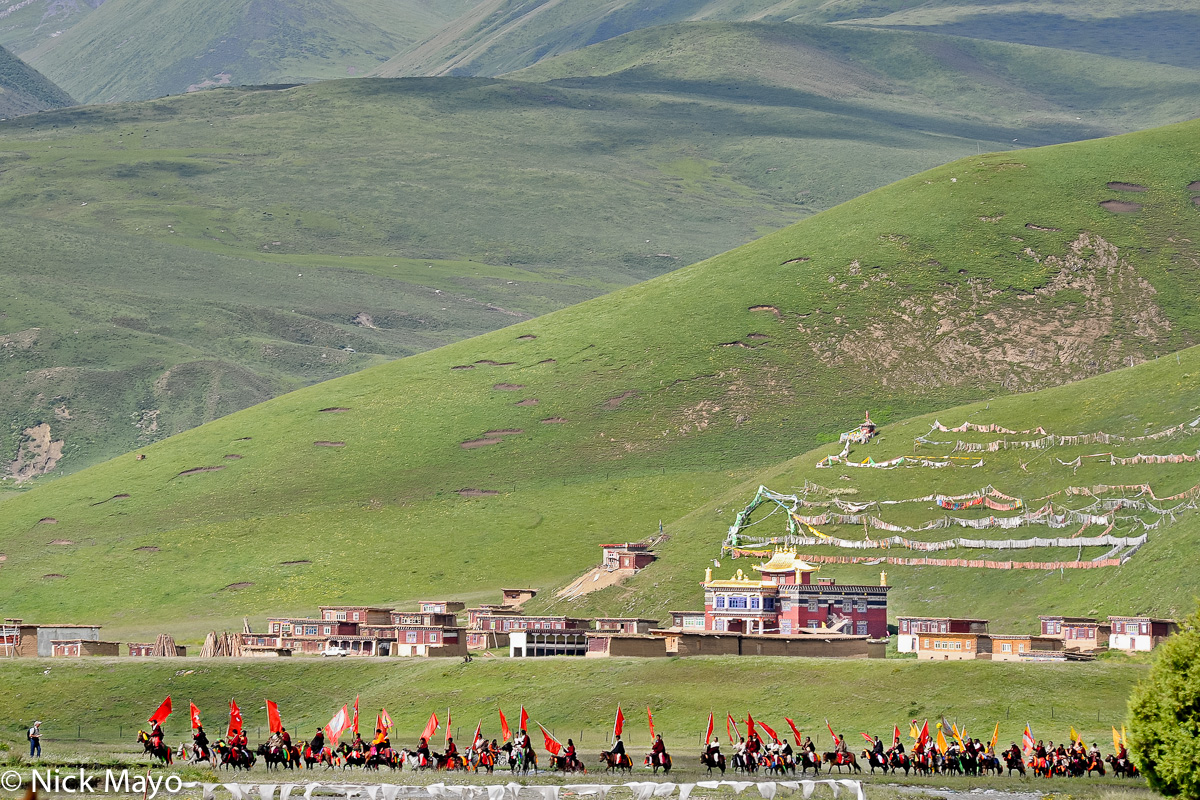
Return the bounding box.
[1,547,1181,661]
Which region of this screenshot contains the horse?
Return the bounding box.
[762,752,794,775]
[434,751,468,771]
[888,751,911,776]
[644,752,672,775]
[1083,754,1106,777]
[861,750,888,774]
[1106,754,1138,778]
[257,743,299,771]
[977,752,1001,776]
[501,743,537,774]
[469,748,496,774]
[732,751,758,774]
[823,751,860,774]
[137,730,173,765]
[549,753,585,773]
[1003,750,1026,776]
[303,742,336,770]
[214,741,255,771]
[335,743,367,770]
[700,750,726,775]
[600,750,633,774]
[181,741,214,766]
[797,750,822,776]
[366,745,400,771]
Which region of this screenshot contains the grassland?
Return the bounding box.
[11,0,480,104]
[0,43,73,117]
[0,656,1148,763]
[0,118,1198,639]
[10,18,1197,474]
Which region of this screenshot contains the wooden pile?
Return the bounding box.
[150,632,181,657]
[199,631,242,657]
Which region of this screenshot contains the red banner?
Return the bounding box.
[540,724,562,756]
[785,718,802,744]
[499,709,511,742]
[148,696,172,725]
[647,707,655,744]
[704,712,714,744]
[421,712,439,743]
[228,699,243,738]
[266,699,282,734]
[189,702,202,730]
[759,720,779,743]
[614,705,625,738]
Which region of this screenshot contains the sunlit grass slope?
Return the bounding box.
[1,119,1199,640]
[0,657,1146,758]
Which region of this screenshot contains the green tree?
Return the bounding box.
[1127,609,1200,799]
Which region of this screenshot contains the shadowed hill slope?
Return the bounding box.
[16,0,480,104]
[0,44,73,117]
[0,118,1198,640]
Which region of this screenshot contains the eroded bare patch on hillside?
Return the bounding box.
[8,422,64,482]
[809,233,1171,390]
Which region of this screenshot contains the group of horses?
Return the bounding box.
[699,748,853,776]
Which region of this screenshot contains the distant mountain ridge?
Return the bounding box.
[0,43,73,116]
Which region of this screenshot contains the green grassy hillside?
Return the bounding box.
[1,118,1198,641]
[0,0,102,57]
[17,0,480,104]
[0,43,73,117]
[0,657,1145,760]
[374,0,1200,77]
[9,27,1192,475]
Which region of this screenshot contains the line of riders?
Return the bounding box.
[140,722,671,775]
[698,731,1139,779]
[138,721,1137,780]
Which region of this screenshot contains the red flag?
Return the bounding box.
[704,712,715,743]
[785,718,803,744]
[266,699,282,734]
[727,714,741,744]
[325,705,350,743]
[539,724,562,756]
[747,713,757,739]
[760,720,779,743]
[473,721,483,747]
[189,702,203,730]
[614,705,625,738]
[352,695,360,735]
[148,696,172,725]
[1022,723,1035,753]
[861,732,875,744]
[917,720,930,748]
[228,699,243,738]
[647,707,655,744]
[893,725,901,747]
[824,718,838,746]
[519,706,529,734]
[421,712,439,743]
[378,708,394,732]
[499,709,511,742]
[445,709,452,746]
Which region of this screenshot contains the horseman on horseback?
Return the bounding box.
[648,733,671,774]
[416,736,432,769]
[193,725,211,762]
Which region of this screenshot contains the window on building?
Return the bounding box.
[764,597,775,611]
[841,599,851,613]
[807,598,818,612]
[353,612,361,621]
[406,632,418,643]
[715,596,726,609]
[940,622,948,633]
[430,633,438,643]
[780,599,791,612]
[923,639,930,649]
[729,596,748,609]
[336,611,347,621]
[271,623,280,633]
[1018,643,1025,652]
[323,626,331,635]
[750,597,761,610]
[781,620,792,634]
[855,599,867,613]
[856,621,867,635]
[900,620,908,632]
[1001,643,1012,653]
[305,626,318,636]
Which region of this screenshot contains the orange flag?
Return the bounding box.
[352,695,360,735]
[893,725,901,747]
[378,708,394,732]
[540,723,562,756]
[445,708,452,746]
[647,707,655,744]
[148,696,172,725]
[266,699,282,733]
[421,712,439,742]
[499,709,511,741]
[189,702,203,730]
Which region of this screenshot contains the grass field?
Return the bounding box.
[9,18,1197,474]
[0,119,1198,639]
[0,656,1149,764]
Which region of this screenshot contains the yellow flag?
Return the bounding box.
[936,724,948,754]
[1069,726,1081,745]
[991,722,1000,752]
[1112,726,1120,753]
[909,721,919,740]
[1122,725,1129,748]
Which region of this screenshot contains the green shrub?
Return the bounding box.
[1127,608,1200,798]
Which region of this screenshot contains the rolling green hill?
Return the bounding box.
[15,0,481,104]
[0,43,73,117]
[1,117,1198,642]
[9,18,1196,477]
[373,0,1200,78]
